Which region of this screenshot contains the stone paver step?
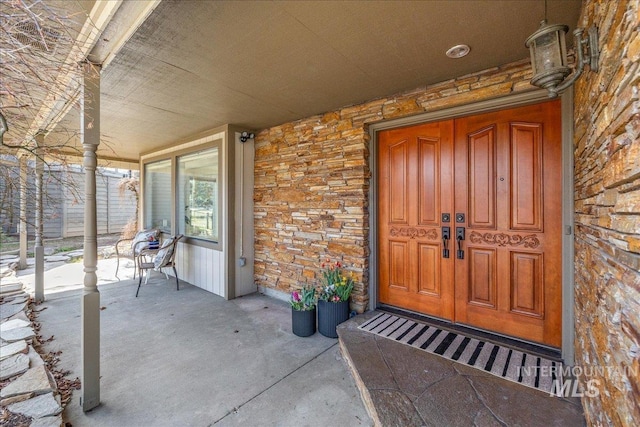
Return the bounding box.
[0,282,23,295]
[0,318,30,332]
[0,340,28,361]
[0,353,30,380]
[1,300,29,321]
[0,326,35,343]
[1,365,56,399]
[43,255,70,263]
[7,392,63,419]
[30,415,64,427]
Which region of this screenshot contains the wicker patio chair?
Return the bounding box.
[135,234,183,297]
[114,229,161,279]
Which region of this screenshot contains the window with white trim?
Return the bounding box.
[177,147,219,242]
[143,159,172,233]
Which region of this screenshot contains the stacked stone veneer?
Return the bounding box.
[254,58,536,313]
[573,0,640,425]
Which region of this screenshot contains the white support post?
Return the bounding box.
[18,155,28,270]
[80,61,101,412]
[34,133,45,303]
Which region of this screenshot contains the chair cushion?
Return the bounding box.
[153,237,175,270]
[132,229,160,254]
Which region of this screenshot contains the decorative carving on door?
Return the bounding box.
[390,227,438,240]
[469,231,540,249]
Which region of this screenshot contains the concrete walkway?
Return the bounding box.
[36,278,372,426]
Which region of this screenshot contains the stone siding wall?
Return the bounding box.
[573,0,640,425]
[254,59,535,313]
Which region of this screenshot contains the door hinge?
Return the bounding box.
[566,226,572,235]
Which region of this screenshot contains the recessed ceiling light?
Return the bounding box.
[446,44,470,59]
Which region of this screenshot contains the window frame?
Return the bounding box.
[141,138,222,251]
[177,146,221,244]
[142,158,173,234]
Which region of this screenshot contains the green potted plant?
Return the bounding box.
[317,259,354,338]
[290,284,317,337]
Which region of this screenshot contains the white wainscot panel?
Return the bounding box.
[174,242,225,298]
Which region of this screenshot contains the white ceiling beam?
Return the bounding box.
[27,1,162,148]
[99,0,162,70]
[26,1,123,141]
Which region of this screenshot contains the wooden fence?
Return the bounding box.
[0,165,137,239]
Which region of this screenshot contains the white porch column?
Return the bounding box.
[80,61,101,412]
[34,133,45,302]
[18,155,28,270]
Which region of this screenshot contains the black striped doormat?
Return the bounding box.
[359,313,563,394]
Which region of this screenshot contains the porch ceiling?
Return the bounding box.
[50,0,581,162]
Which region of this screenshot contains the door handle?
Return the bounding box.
[456,227,465,259]
[442,227,450,258]
[442,227,451,258]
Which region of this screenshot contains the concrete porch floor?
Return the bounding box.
[31,259,585,426]
[338,312,586,427]
[36,278,371,426]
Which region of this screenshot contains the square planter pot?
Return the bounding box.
[317,300,349,338]
[292,307,316,337]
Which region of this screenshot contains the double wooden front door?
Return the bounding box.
[378,101,562,347]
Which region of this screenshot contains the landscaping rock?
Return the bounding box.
[43,255,70,263]
[0,326,35,343]
[1,276,22,285]
[30,415,63,427]
[1,365,56,399]
[0,300,27,320]
[0,353,29,380]
[0,318,30,332]
[28,345,45,367]
[0,281,23,295]
[7,392,63,419]
[0,392,34,406]
[1,293,29,305]
[0,340,28,361]
[6,310,30,323]
[0,254,19,262]
[0,266,17,277]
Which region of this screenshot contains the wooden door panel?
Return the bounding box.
[510,123,542,231]
[454,100,562,347]
[389,240,409,290]
[468,248,497,308]
[418,243,441,296]
[389,140,409,224]
[510,252,544,318]
[378,122,454,320]
[419,137,440,226]
[468,126,496,229]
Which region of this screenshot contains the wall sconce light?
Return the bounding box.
[240,131,255,142]
[525,20,599,98]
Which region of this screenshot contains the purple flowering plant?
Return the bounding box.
[290,284,317,311]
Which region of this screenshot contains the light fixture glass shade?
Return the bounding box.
[525,21,571,91]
